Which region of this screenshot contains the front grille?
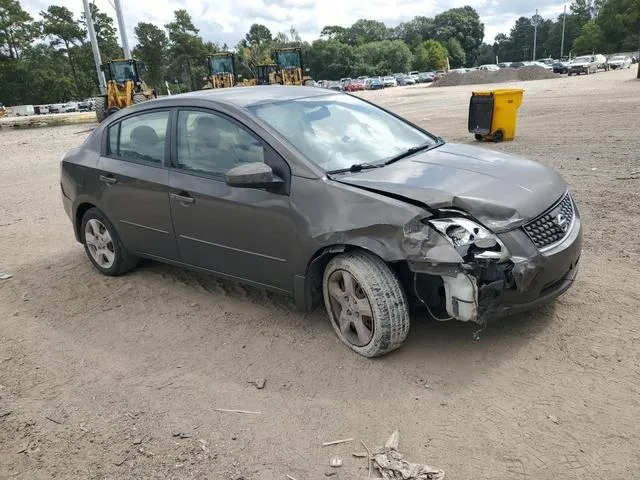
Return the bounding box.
[523,193,574,250]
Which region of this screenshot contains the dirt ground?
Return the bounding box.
[1,68,639,480]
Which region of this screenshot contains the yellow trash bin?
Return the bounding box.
[468,89,524,142]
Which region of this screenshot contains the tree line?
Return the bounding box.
[1,0,637,106]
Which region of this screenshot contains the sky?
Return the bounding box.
[22,0,571,49]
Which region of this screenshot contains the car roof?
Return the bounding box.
[167,85,332,108]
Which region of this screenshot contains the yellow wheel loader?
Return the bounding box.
[206,52,237,89]
[95,59,155,123]
[274,47,314,86]
[256,63,278,85]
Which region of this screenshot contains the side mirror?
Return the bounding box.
[225,162,283,189]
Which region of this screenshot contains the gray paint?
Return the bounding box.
[60,86,582,319]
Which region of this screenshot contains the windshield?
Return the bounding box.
[109,62,137,83]
[248,94,436,172]
[209,56,233,74]
[573,56,591,63]
[276,51,301,68]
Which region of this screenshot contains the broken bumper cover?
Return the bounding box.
[479,213,582,320]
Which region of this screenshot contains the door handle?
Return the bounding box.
[99,174,117,185]
[170,192,195,205]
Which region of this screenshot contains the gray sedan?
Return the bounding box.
[60,86,582,357]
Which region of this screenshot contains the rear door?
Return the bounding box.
[96,109,178,260]
[168,108,296,292]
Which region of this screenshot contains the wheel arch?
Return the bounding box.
[294,242,394,312]
[75,202,97,242]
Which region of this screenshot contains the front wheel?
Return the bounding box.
[94,96,106,122]
[322,251,410,357]
[133,93,147,104]
[81,208,138,276]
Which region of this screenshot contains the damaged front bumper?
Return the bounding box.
[407,207,582,324]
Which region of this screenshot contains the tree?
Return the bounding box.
[394,16,434,49]
[0,0,37,59]
[306,39,357,79]
[348,19,390,45]
[573,21,606,53]
[133,22,169,93]
[412,39,448,70]
[476,43,496,65]
[430,6,484,65]
[320,25,348,43]
[570,0,602,24]
[40,5,86,95]
[354,40,412,75]
[165,9,208,91]
[596,0,640,52]
[245,23,272,46]
[446,38,466,67]
[80,3,120,60]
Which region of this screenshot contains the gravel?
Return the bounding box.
[433,66,559,87]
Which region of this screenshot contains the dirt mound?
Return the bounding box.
[433,66,558,87]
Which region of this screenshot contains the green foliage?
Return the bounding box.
[573,21,606,53]
[446,38,466,67]
[133,23,169,93]
[164,10,209,90]
[413,40,448,71]
[0,0,37,59]
[430,7,484,65]
[354,40,412,75]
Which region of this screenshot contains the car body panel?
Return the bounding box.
[333,143,566,232]
[61,86,582,326]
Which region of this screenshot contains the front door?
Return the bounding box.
[168,108,296,292]
[97,109,178,260]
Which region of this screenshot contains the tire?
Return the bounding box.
[94,96,106,123]
[322,250,410,357]
[568,72,572,76]
[474,133,483,141]
[493,130,504,142]
[133,93,147,105]
[81,208,137,276]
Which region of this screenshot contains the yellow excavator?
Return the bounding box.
[95,59,155,122]
[273,47,314,86]
[206,52,237,88]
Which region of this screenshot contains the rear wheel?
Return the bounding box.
[322,251,410,357]
[94,96,106,123]
[493,130,504,142]
[474,133,483,141]
[81,208,137,276]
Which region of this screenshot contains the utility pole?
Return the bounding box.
[560,5,567,59]
[531,9,541,61]
[81,0,106,94]
[113,0,131,59]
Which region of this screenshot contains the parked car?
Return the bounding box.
[382,76,397,87]
[11,104,35,116]
[408,71,420,81]
[396,75,415,86]
[60,86,583,357]
[77,99,94,112]
[593,54,610,71]
[552,61,570,74]
[327,81,342,91]
[607,55,632,69]
[498,62,512,68]
[366,77,384,90]
[510,62,525,68]
[568,56,597,75]
[531,61,553,70]
[34,105,50,114]
[417,72,435,83]
[536,58,554,65]
[343,79,365,92]
[479,64,500,71]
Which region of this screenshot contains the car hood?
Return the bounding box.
[333,143,567,232]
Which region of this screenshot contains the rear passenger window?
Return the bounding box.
[107,111,169,164]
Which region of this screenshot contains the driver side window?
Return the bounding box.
[176,110,265,177]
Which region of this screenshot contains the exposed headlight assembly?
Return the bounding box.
[429,218,510,262]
